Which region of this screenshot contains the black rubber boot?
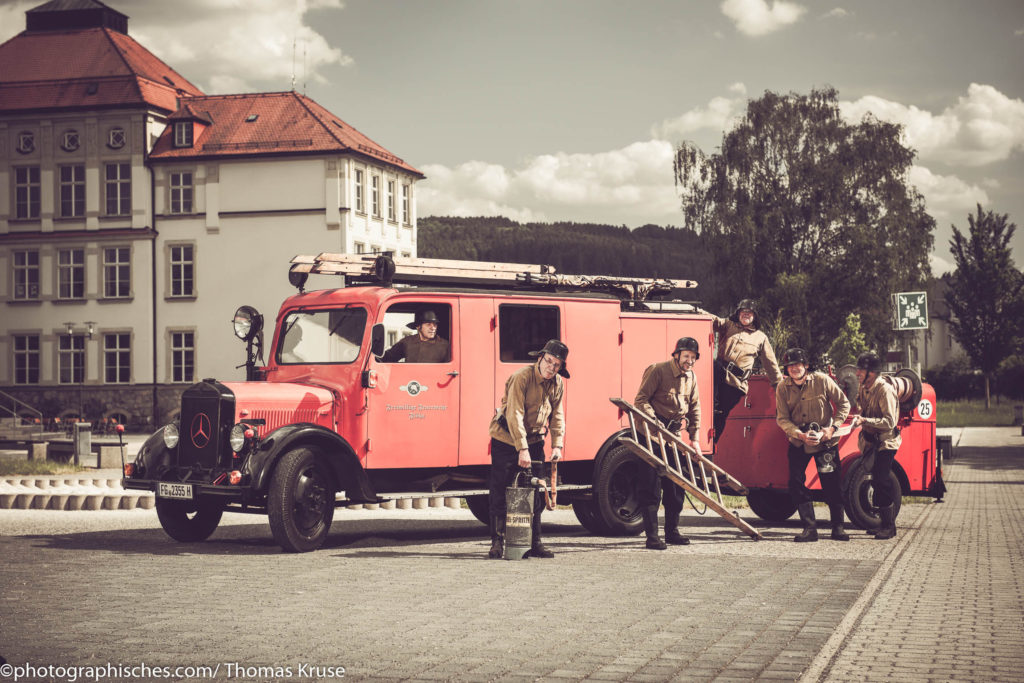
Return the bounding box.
[643,507,666,550]
[529,507,554,558]
[487,517,504,559]
[794,502,818,543]
[663,510,690,545]
[874,504,897,540]
[829,502,850,541]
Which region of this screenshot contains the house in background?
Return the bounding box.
[0,0,423,427]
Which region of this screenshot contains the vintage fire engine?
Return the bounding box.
[123,254,945,552]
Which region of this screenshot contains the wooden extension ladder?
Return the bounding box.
[610,397,762,540]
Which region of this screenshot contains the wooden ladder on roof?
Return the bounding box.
[610,397,762,540]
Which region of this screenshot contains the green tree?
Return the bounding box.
[674,87,934,359]
[827,312,870,367]
[944,205,1024,408]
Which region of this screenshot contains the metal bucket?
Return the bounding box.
[504,471,534,560]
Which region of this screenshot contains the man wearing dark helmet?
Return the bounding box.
[487,339,569,559]
[381,308,451,363]
[633,337,702,550]
[710,299,782,445]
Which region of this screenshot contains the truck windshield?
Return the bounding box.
[277,308,367,364]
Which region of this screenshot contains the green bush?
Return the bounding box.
[924,357,983,400]
[996,355,1024,400]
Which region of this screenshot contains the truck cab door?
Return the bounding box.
[365,299,460,469]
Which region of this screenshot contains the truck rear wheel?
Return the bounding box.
[155,497,224,542]
[843,457,902,530]
[268,447,335,552]
[571,499,605,534]
[746,489,797,522]
[593,444,644,536]
[465,495,490,526]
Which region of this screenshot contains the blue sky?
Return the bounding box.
[5,0,1021,273]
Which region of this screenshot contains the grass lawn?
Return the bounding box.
[936,398,1019,427]
[0,458,89,476]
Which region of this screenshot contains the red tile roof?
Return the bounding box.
[149,91,423,177]
[0,26,203,113]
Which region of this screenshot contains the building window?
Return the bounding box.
[402,184,410,224]
[107,127,126,149]
[354,242,365,254]
[57,248,85,300]
[105,163,131,215]
[15,166,41,219]
[103,247,130,298]
[170,172,193,214]
[103,333,130,384]
[371,175,380,217]
[13,250,40,300]
[59,165,86,217]
[371,245,381,254]
[174,121,193,148]
[61,129,80,152]
[171,331,195,383]
[354,169,364,213]
[169,244,194,297]
[387,180,396,221]
[58,335,85,384]
[16,131,35,154]
[14,335,40,385]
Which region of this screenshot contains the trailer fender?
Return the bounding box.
[248,424,375,502]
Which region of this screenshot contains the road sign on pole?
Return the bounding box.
[893,291,928,330]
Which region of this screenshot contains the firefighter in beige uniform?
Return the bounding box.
[776,348,851,542]
[711,300,783,445]
[381,309,450,363]
[850,351,902,540]
[487,340,568,559]
[634,337,701,550]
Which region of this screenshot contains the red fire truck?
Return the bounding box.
[123,254,945,552]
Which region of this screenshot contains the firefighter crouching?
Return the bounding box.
[487,339,569,559]
[634,337,701,550]
[775,348,851,542]
[712,299,783,446]
[850,351,902,540]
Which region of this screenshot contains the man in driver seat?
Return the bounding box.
[381,309,451,363]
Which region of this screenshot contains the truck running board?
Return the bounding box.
[610,398,762,540]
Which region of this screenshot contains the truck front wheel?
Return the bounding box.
[592,444,644,536]
[268,447,335,552]
[843,457,902,530]
[155,497,224,542]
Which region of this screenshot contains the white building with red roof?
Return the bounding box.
[0,0,423,427]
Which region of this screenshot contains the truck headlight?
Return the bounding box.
[229,423,247,452]
[163,422,180,449]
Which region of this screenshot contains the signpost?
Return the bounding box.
[894,291,928,330]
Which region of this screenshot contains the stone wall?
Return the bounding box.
[0,384,188,429]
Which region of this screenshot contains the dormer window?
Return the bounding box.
[107,127,126,149]
[174,121,193,148]
[16,131,35,154]
[61,129,80,152]
[245,114,258,122]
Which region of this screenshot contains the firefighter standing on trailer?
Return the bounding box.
[381,309,450,363]
[775,348,851,542]
[850,351,901,540]
[634,337,701,550]
[487,340,569,559]
[711,300,783,445]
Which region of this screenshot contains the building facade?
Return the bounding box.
[0,0,422,428]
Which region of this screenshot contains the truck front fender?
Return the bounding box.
[247,424,375,502]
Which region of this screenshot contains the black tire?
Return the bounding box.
[465,495,490,526]
[843,457,903,530]
[571,499,606,534]
[746,489,797,522]
[592,445,645,536]
[155,497,224,542]
[268,447,335,552]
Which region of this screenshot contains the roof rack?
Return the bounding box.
[289,253,697,301]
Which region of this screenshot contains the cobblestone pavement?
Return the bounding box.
[0,428,1020,682]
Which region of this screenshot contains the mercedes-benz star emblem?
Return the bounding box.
[190,413,211,448]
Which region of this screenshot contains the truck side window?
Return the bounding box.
[380,302,452,363]
[498,304,560,362]
[278,308,367,364]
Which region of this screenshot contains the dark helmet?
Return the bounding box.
[407,309,441,329]
[781,348,809,368]
[672,337,700,360]
[729,299,760,329]
[856,351,883,374]
[529,339,570,378]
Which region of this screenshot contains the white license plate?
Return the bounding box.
[157,482,194,499]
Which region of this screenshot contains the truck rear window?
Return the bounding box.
[499,304,560,362]
[277,308,367,364]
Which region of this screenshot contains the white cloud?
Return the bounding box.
[720,0,806,36]
[0,1,40,43]
[418,141,680,226]
[822,8,849,19]
[652,83,748,141]
[127,0,351,93]
[908,165,990,221]
[840,84,1024,167]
